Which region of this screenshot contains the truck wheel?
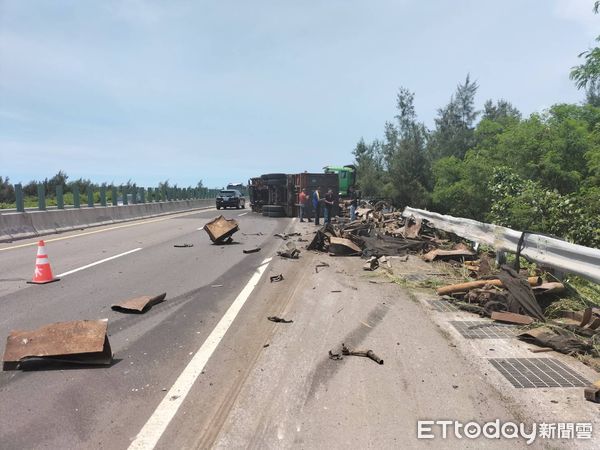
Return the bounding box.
[216,205,221,210]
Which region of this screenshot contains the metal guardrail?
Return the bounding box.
[402,206,600,284]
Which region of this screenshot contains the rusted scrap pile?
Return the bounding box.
[308,211,441,257]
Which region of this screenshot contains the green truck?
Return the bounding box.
[323,165,357,197]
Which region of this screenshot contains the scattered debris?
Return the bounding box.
[111,293,167,314]
[203,216,239,244]
[277,241,300,259]
[243,247,261,254]
[173,243,194,248]
[328,237,362,256]
[274,232,301,240]
[584,380,600,403]
[3,319,113,370]
[270,274,284,283]
[331,290,342,293]
[518,327,594,355]
[422,246,476,262]
[263,343,270,348]
[267,316,293,323]
[436,276,541,296]
[529,347,554,353]
[211,284,223,288]
[491,311,535,326]
[363,256,379,271]
[242,232,264,236]
[329,343,384,365]
[315,262,330,273]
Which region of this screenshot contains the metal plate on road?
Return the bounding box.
[489,358,590,388]
[2,319,113,370]
[450,320,518,339]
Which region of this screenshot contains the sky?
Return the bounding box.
[1,0,599,188]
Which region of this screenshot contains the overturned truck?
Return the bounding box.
[248,172,339,218]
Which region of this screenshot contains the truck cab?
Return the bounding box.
[323,165,356,197]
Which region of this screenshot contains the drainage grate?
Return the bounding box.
[428,299,458,312]
[489,358,590,388]
[450,320,517,339]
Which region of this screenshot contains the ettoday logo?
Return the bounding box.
[417,420,593,444]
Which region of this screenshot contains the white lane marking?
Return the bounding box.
[0,208,216,252]
[128,257,273,450]
[56,248,142,277]
[238,212,248,216]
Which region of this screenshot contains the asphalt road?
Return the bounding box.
[0,207,293,449]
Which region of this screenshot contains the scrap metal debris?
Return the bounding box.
[111,293,167,314]
[173,243,194,248]
[328,237,362,256]
[362,256,379,271]
[585,380,600,403]
[491,311,534,325]
[274,232,301,240]
[315,262,330,273]
[328,343,384,365]
[243,247,261,254]
[518,327,594,355]
[203,216,239,244]
[270,274,284,283]
[267,316,293,323]
[277,241,300,259]
[3,319,113,370]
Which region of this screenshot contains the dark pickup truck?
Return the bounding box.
[216,189,246,210]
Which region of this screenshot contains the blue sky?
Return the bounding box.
[1,0,599,188]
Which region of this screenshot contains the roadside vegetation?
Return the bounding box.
[0,171,206,208]
[353,3,600,249]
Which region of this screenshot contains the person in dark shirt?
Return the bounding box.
[312,187,321,225]
[324,188,334,224]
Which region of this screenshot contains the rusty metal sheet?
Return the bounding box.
[491,311,534,325]
[111,293,166,313]
[3,319,112,370]
[422,248,476,262]
[328,237,362,256]
[203,216,239,243]
[584,380,600,403]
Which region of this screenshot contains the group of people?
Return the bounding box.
[297,186,358,225]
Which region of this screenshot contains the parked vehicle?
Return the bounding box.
[216,189,245,209]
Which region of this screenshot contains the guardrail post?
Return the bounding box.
[73,185,80,208]
[111,186,118,206]
[87,186,94,207]
[56,185,64,209]
[37,184,46,211]
[100,185,107,206]
[15,183,24,212]
[122,187,128,205]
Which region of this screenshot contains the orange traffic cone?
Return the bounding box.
[27,240,59,284]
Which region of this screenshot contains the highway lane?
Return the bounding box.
[0,208,293,449]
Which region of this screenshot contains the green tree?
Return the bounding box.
[429,75,479,160]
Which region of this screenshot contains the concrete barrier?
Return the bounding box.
[0,199,215,243]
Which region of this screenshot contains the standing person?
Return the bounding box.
[324,188,334,224]
[298,188,308,222]
[349,186,358,221]
[312,186,321,225]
